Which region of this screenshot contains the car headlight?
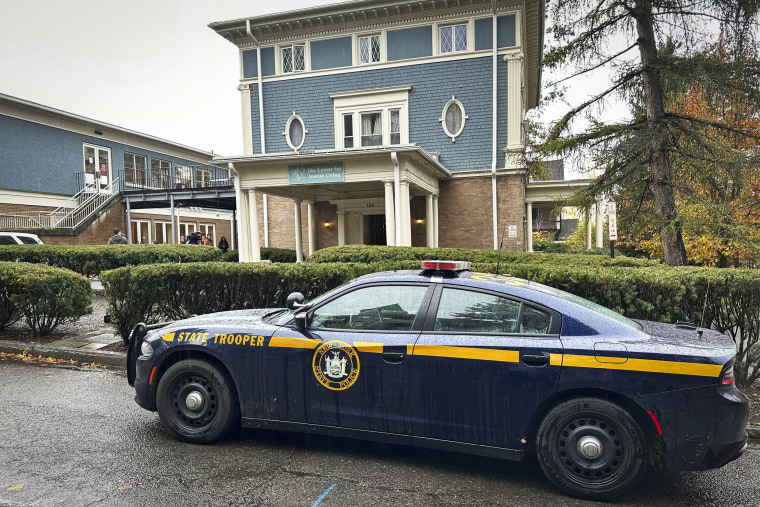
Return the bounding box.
[140,340,155,357]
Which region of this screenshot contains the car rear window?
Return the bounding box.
[19,236,39,244]
[525,281,642,330]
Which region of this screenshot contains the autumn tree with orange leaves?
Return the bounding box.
[535,0,760,266]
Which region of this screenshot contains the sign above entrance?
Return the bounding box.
[288,162,344,185]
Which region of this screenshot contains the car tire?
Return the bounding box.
[156,359,239,444]
[536,397,648,501]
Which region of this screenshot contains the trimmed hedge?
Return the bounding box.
[101,262,372,343]
[0,244,220,277]
[0,262,92,335]
[221,247,298,263]
[305,245,658,268]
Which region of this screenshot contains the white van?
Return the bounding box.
[0,232,44,245]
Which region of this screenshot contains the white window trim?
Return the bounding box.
[283,112,308,151]
[439,96,468,142]
[433,19,473,56]
[356,32,384,65]
[278,42,308,75]
[331,86,411,149]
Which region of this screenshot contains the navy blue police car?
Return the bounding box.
[127,261,748,500]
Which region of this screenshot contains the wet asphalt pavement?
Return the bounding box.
[1,358,759,507]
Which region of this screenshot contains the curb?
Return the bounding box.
[0,340,126,369]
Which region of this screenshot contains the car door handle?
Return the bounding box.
[522,354,550,366]
[382,352,405,363]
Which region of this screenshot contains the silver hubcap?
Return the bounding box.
[577,435,603,459]
[185,391,204,411]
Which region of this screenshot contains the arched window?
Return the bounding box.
[439,96,468,142]
[284,113,307,151]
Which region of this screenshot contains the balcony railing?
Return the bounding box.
[118,165,234,194]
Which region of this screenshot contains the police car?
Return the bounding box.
[127,261,748,500]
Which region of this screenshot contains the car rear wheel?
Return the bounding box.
[156,359,239,444]
[536,397,648,501]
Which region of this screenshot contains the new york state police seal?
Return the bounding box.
[312,340,360,390]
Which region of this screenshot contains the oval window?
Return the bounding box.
[440,97,467,142]
[284,114,307,150]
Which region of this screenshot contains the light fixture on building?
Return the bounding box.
[324,222,330,229]
[416,219,424,226]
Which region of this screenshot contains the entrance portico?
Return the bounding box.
[216,146,450,262]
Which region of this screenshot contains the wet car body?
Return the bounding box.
[128,266,748,500]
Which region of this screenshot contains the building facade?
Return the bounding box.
[209,0,577,261]
[0,94,235,246]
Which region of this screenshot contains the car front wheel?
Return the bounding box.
[536,397,648,500]
[156,359,239,444]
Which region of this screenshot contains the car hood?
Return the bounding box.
[153,308,287,336]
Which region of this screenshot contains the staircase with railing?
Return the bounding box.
[0,178,121,231]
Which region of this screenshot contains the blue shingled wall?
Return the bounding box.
[0,115,214,195]
[247,56,510,171]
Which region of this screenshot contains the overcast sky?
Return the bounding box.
[1,0,609,160]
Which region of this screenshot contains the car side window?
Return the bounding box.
[310,285,428,331]
[434,288,551,335]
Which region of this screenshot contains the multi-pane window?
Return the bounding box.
[343,114,354,148]
[361,112,383,147]
[151,158,171,189]
[195,169,212,188]
[175,165,192,188]
[359,35,381,64]
[440,24,467,53]
[124,153,147,186]
[281,44,305,73]
[390,109,401,145]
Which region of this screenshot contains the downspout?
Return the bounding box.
[228,163,243,258]
[246,20,266,155]
[491,0,499,250]
[391,152,401,247]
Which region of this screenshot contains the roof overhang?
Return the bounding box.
[212,145,452,180]
[525,178,592,204]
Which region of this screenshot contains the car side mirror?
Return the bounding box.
[286,292,306,310]
[294,311,308,329]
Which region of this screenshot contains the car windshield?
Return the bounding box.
[524,280,642,330]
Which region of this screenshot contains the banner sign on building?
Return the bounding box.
[288,162,344,185]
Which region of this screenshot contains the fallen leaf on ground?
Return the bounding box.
[8,484,24,491]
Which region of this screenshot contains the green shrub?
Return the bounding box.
[0,262,92,336]
[0,263,24,330]
[221,248,298,263]
[101,262,371,342]
[0,244,220,276]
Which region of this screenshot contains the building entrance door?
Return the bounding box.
[365,215,386,245]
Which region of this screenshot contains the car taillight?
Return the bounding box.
[720,360,735,386]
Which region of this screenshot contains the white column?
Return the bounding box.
[384,181,396,247]
[526,202,533,252]
[306,201,315,257]
[237,191,250,262]
[585,207,592,250]
[399,180,412,247]
[352,213,364,245]
[293,200,303,262]
[425,194,434,247]
[248,189,261,262]
[337,210,346,246]
[595,200,604,249]
[262,194,269,248]
[433,195,439,248]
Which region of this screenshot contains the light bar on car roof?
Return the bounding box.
[421,260,471,271]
